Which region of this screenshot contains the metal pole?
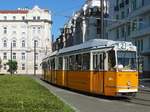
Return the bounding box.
[100,0,104,39]
[10,42,12,75]
[34,41,36,76]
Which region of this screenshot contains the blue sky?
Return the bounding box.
[0,0,85,39]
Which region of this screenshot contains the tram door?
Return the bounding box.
[93,52,104,94]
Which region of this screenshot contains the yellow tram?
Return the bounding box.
[42,39,138,96]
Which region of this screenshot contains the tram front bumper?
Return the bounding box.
[117,88,138,93]
[116,88,138,96]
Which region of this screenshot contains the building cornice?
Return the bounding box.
[0,19,52,24]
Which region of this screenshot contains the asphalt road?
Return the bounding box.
[33,76,150,112]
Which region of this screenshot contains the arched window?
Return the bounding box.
[3,40,7,47]
[12,40,16,47]
[22,40,25,47]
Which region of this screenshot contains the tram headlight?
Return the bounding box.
[115,64,123,71]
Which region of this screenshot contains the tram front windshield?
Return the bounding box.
[117,51,137,70]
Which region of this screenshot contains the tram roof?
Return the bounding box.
[44,39,135,59]
[59,39,134,54]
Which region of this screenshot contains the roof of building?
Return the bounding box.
[0,10,29,14]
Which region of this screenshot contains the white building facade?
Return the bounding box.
[107,0,150,77]
[0,6,52,75]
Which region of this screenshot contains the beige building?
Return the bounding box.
[0,6,52,75]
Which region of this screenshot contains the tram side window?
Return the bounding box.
[93,54,103,70]
[93,54,98,70]
[51,59,55,70]
[64,57,69,70]
[42,62,47,70]
[69,55,75,70]
[74,54,82,70]
[82,53,90,70]
[108,50,116,71]
[58,57,63,70]
[48,59,51,70]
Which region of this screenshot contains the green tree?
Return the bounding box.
[6,60,18,74]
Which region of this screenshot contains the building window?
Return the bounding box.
[116,15,119,20]
[126,8,130,16]
[132,20,137,31]
[116,0,119,5]
[148,57,150,66]
[33,16,36,20]
[3,40,7,47]
[12,31,16,34]
[96,19,101,34]
[121,26,125,37]
[35,64,38,70]
[22,64,25,70]
[121,11,125,19]
[3,64,7,70]
[13,53,16,59]
[132,0,137,11]
[37,16,40,20]
[4,16,7,20]
[12,40,16,47]
[33,27,36,33]
[139,18,143,30]
[3,27,7,34]
[38,27,41,33]
[34,40,38,47]
[127,23,131,36]
[142,0,145,6]
[3,52,7,60]
[149,38,150,49]
[22,32,25,35]
[13,16,16,20]
[35,53,38,60]
[141,39,143,51]
[22,53,25,60]
[116,28,119,39]
[22,16,25,20]
[22,40,25,47]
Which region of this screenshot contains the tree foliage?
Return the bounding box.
[6,60,18,74]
